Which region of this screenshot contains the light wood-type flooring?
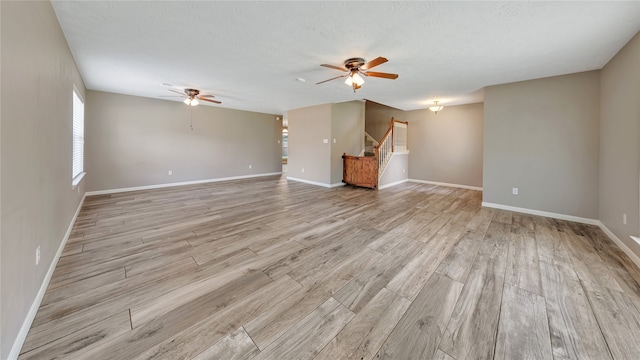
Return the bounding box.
[20,176,640,359]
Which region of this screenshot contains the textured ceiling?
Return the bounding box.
[51,1,639,115]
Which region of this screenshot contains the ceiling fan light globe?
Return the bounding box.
[183,98,191,105]
[352,73,365,86]
[429,105,443,112]
[190,98,199,106]
[344,73,364,87]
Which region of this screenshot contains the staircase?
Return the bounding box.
[375,118,408,178]
[345,118,408,189]
[364,132,379,157]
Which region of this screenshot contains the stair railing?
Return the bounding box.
[375,118,408,178]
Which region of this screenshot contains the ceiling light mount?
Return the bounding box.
[344,58,366,70]
[429,100,444,114]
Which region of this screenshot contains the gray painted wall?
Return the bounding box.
[331,101,365,185]
[288,101,365,186]
[380,153,409,188]
[407,103,484,188]
[599,32,640,255]
[85,91,282,192]
[287,104,332,185]
[1,2,86,357]
[364,100,405,141]
[483,71,601,219]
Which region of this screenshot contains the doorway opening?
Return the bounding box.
[282,128,288,173]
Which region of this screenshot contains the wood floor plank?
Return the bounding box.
[18,311,130,359]
[539,261,612,360]
[245,248,380,350]
[493,209,513,224]
[535,225,572,266]
[190,327,259,360]
[562,232,623,291]
[505,233,543,295]
[287,227,383,285]
[438,221,510,360]
[72,271,273,359]
[386,229,458,300]
[494,284,553,360]
[434,349,456,360]
[131,275,302,360]
[251,298,355,360]
[296,246,383,288]
[21,257,200,353]
[130,266,270,328]
[435,228,485,283]
[581,280,640,359]
[333,237,423,312]
[19,178,640,359]
[376,273,464,359]
[315,288,411,360]
[511,212,536,235]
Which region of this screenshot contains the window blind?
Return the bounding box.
[72,90,84,179]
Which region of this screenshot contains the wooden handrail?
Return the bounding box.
[376,126,393,152]
[390,117,408,126]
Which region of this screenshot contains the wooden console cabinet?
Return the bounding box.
[342,153,378,189]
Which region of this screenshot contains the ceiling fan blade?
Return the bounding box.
[198,96,222,104]
[316,74,348,85]
[159,95,184,97]
[320,64,347,71]
[168,89,185,95]
[362,71,398,79]
[361,57,388,70]
[199,94,215,98]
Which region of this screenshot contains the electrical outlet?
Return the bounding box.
[333,138,336,144]
[249,164,252,169]
[302,168,305,173]
[403,168,406,173]
[36,246,41,266]
[623,213,627,225]
[512,187,519,195]
[323,139,329,144]
[278,140,281,144]
[168,170,173,176]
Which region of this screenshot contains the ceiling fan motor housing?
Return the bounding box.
[185,88,200,97]
[344,58,366,70]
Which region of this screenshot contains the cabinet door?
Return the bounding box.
[343,157,358,185]
[358,157,377,188]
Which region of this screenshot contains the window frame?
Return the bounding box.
[72,87,85,188]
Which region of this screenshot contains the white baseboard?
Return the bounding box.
[598,222,640,269]
[481,202,640,270]
[330,183,346,188]
[379,179,408,190]
[409,179,483,191]
[286,176,331,188]
[86,172,282,196]
[8,194,86,360]
[481,202,600,225]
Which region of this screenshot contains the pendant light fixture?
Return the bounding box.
[429,100,443,114]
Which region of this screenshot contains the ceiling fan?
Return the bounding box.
[316,57,399,92]
[165,88,221,106]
